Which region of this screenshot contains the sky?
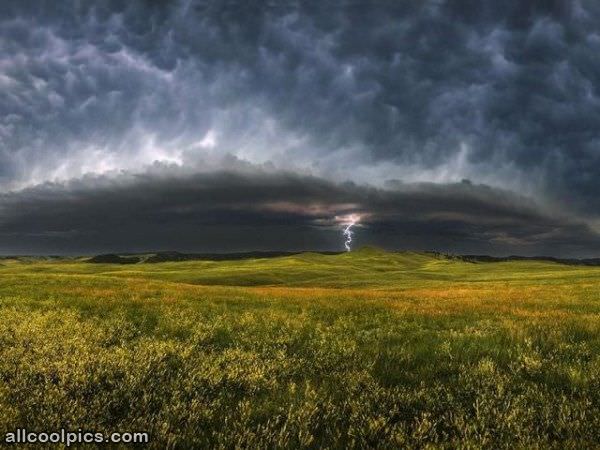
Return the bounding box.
[1,0,600,256]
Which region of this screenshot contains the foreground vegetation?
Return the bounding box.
[1,249,600,448]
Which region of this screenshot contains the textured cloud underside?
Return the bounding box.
[1,1,599,254]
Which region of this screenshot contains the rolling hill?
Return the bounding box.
[1,249,599,447]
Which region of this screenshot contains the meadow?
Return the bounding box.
[1,248,600,448]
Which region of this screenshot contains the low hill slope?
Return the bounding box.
[4,248,599,289]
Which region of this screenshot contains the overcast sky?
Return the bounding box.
[1,0,600,256]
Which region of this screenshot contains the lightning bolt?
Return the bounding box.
[342,214,360,252]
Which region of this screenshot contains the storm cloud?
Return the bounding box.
[1,0,600,254]
[1,166,598,257]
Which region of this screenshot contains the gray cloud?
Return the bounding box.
[1,167,598,257]
[1,1,600,253]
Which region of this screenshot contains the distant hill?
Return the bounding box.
[426,251,600,266]
[145,251,309,263]
[0,255,73,263]
[84,249,600,266]
[10,247,600,289]
[87,254,141,264]
[462,254,600,266]
[87,250,342,264]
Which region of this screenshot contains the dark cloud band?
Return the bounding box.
[1,1,599,254]
[1,168,597,256]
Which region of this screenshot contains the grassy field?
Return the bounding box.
[1,248,600,448]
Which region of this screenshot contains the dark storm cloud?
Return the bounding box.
[1,1,600,205]
[1,0,600,253]
[1,168,598,256]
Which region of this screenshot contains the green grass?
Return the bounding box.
[1,248,600,448]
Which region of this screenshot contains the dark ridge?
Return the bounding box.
[146,251,307,262]
[425,252,600,266]
[0,255,65,260]
[87,254,141,264]
[81,250,600,265]
[464,255,600,266]
[88,250,342,264]
[0,255,73,264]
